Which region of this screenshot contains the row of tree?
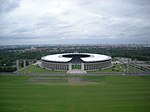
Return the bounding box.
[0,46,149,72]
[0,66,16,72]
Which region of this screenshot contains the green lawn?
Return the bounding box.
[19,64,144,75]
[72,65,81,69]
[0,74,150,112]
[19,65,65,74]
[92,64,144,72]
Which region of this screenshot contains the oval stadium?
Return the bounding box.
[41,53,111,72]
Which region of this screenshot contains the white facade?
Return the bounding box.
[42,53,111,62]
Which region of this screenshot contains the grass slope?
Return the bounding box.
[20,64,144,75]
[19,65,65,74]
[92,64,144,72]
[0,75,150,112]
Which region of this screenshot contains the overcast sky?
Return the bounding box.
[0,0,150,45]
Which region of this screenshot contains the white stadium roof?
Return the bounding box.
[41,53,111,62]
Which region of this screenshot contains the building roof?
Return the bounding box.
[41,53,111,62]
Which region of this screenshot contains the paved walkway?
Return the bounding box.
[0,71,150,76]
[67,69,86,74]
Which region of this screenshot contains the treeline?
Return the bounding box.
[0,66,16,72]
[0,51,51,66]
[79,47,150,61]
[0,46,150,71]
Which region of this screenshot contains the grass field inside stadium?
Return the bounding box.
[0,74,150,112]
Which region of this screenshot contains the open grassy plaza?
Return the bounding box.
[0,72,150,112]
[19,63,145,74]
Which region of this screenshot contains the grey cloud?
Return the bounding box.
[0,0,20,13]
[0,0,150,45]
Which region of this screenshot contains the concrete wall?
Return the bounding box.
[41,59,111,71]
[41,61,69,71]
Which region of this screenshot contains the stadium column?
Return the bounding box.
[81,63,84,70]
[127,58,131,75]
[134,59,137,74]
[16,60,19,71]
[69,63,72,71]
[23,60,26,68]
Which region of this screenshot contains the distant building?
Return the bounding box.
[41,53,111,71]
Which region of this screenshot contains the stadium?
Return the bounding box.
[41,53,111,71]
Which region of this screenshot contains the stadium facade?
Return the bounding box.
[41,53,111,71]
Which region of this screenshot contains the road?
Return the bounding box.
[0,71,150,76]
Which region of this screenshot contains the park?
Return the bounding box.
[0,64,150,112]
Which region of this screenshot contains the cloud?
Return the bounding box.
[0,0,20,13]
[0,0,150,45]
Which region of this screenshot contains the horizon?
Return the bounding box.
[1,42,149,46]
